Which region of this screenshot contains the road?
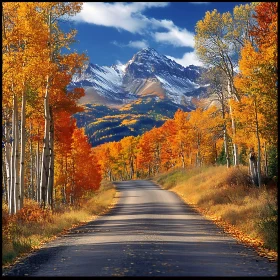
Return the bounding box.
[3,180,277,276]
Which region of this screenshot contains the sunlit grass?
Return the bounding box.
[2,180,116,267]
[154,165,278,257]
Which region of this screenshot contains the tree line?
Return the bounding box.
[94,2,278,186]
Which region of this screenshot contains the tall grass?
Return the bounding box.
[2,180,117,267]
[154,166,278,257]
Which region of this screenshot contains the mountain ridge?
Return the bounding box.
[70,47,208,109]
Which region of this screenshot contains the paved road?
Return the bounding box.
[3,180,277,276]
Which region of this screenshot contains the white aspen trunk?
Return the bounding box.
[30,122,34,200]
[4,122,11,207]
[71,160,75,205]
[36,139,41,202]
[14,95,20,213]
[30,142,34,199]
[2,152,7,203]
[254,97,261,187]
[19,86,26,209]
[35,151,38,201]
[223,126,230,168]
[180,141,185,168]
[181,153,185,169]
[196,132,201,167]
[227,80,239,167]
[264,142,268,177]
[221,101,230,168]
[41,8,53,207]
[63,155,67,204]
[10,96,16,214]
[40,75,50,208]
[229,104,238,166]
[47,106,54,208]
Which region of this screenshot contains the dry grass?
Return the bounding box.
[154,166,278,260]
[2,180,117,267]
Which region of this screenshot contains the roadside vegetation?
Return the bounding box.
[2,180,117,267]
[154,166,278,260]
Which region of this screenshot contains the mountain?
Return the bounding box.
[70,48,209,147]
[74,98,187,147]
[70,47,208,109]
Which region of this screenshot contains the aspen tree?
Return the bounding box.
[195,4,257,167]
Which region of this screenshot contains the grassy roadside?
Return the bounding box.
[153,166,278,261]
[2,180,118,268]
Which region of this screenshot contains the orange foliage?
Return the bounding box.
[94,105,222,180]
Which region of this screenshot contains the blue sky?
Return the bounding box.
[62,2,250,67]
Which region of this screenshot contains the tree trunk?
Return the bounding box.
[10,97,16,215]
[40,75,51,208]
[12,94,20,214]
[2,151,7,203]
[109,169,112,181]
[36,138,41,202]
[30,122,34,200]
[196,132,201,167]
[63,155,67,204]
[15,95,20,213]
[221,101,230,168]
[264,142,268,177]
[19,86,26,209]
[227,80,239,167]
[130,156,134,179]
[254,97,261,187]
[41,8,53,208]
[180,141,185,168]
[249,150,258,186]
[47,106,54,208]
[4,122,11,207]
[70,159,75,205]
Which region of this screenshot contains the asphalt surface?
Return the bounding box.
[3,180,278,276]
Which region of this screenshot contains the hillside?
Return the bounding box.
[74,97,187,147]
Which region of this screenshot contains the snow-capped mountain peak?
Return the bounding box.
[70,48,208,108]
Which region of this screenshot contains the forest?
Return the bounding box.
[2,1,278,267]
[2,3,101,214]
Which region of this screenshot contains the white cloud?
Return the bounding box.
[72,2,195,49]
[128,40,149,49]
[111,40,123,47]
[111,40,149,49]
[166,51,204,67]
[72,2,169,34]
[153,21,194,48]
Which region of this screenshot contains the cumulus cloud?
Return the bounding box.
[72,2,195,48]
[128,40,149,49]
[153,21,194,48]
[166,51,203,67]
[111,40,149,49]
[72,2,169,34]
